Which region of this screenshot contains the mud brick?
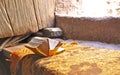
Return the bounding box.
[56,15,120,44]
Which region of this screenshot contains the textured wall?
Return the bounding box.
[56,0,120,17]
[56,16,120,43]
[56,0,120,43]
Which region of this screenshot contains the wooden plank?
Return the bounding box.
[0,0,55,38]
[56,16,120,44]
[4,0,38,36]
[0,0,13,38]
[33,0,55,28]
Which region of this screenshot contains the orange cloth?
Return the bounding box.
[10,42,78,75]
[10,48,34,75]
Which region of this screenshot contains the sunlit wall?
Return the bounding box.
[56,0,120,17]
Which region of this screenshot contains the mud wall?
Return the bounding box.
[56,16,120,43]
[56,0,120,43]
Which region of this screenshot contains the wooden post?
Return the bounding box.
[0,0,55,38]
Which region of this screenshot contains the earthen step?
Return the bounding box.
[56,15,120,44]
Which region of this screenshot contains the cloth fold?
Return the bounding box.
[10,48,35,75]
[10,42,120,75]
[10,42,79,75]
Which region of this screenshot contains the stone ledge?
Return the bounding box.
[56,15,120,43]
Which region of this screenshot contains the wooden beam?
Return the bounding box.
[0,0,55,38]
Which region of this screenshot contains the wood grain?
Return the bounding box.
[0,0,55,38]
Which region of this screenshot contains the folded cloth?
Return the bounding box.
[10,41,77,75]
[10,42,120,75]
[10,42,78,75]
[10,47,35,75]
